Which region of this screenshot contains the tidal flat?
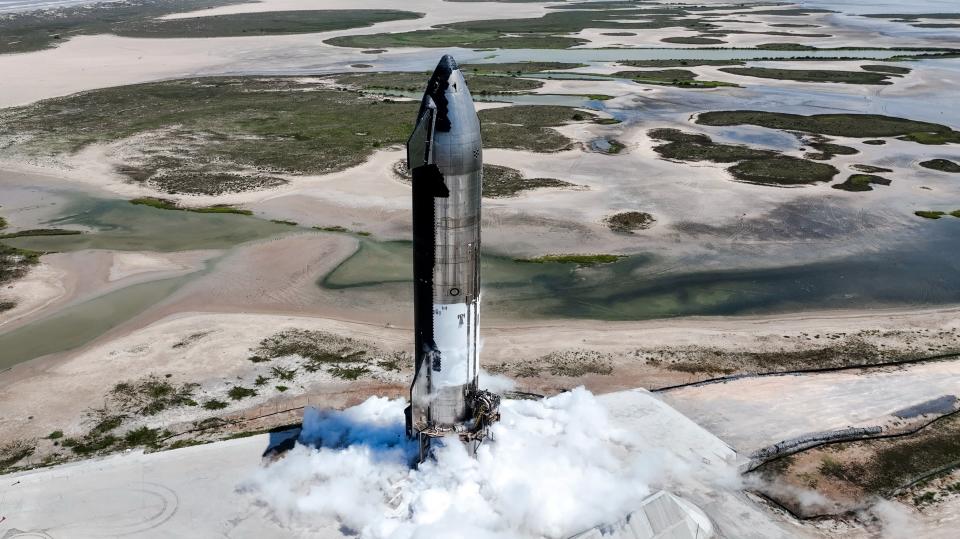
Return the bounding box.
[1,3,960,529]
[0,77,600,194]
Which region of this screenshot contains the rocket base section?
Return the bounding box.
[408,389,501,465]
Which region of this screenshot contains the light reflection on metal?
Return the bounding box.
[404,55,499,463]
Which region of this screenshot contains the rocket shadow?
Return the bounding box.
[286,405,419,464]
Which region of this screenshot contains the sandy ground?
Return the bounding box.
[0,389,823,539]
[3,294,959,443]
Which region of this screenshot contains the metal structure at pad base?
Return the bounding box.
[404,54,500,463]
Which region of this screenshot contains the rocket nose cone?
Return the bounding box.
[437,54,459,72]
[421,54,475,133]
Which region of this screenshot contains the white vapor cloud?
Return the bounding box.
[241,388,723,538]
[478,367,516,394]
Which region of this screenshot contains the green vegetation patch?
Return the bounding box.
[479,105,596,152]
[863,139,886,145]
[0,0,239,54]
[326,6,723,49]
[328,365,370,380]
[862,13,960,20]
[123,426,162,449]
[115,10,423,39]
[0,77,602,194]
[202,399,228,410]
[649,128,838,186]
[605,211,655,233]
[920,159,960,173]
[130,197,252,215]
[832,174,892,192]
[108,375,199,416]
[227,386,257,400]
[697,111,960,144]
[483,164,577,197]
[861,64,911,74]
[1,243,41,288]
[661,36,726,45]
[754,43,817,50]
[515,254,625,267]
[729,158,839,187]
[805,141,859,160]
[62,432,117,456]
[618,59,745,68]
[326,28,586,50]
[0,3,422,54]
[736,8,836,16]
[755,411,960,513]
[335,71,543,95]
[464,62,586,74]
[0,77,418,195]
[851,164,893,173]
[0,439,35,470]
[718,67,895,85]
[651,129,776,162]
[0,228,82,239]
[248,328,399,381]
[505,349,614,378]
[395,159,576,197]
[915,210,946,219]
[612,69,738,89]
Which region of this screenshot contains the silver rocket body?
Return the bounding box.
[405,55,497,461]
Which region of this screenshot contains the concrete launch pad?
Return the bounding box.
[0,390,798,538]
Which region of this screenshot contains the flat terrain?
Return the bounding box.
[0,390,803,538]
[0,0,959,536]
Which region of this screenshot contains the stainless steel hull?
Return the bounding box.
[405,55,493,460]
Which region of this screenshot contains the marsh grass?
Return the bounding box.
[0,3,422,54]
[484,164,576,197]
[649,128,838,186]
[919,159,960,173]
[202,399,228,410]
[479,105,597,152]
[0,439,35,470]
[606,211,655,233]
[861,64,911,74]
[227,386,257,401]
[108,375,199,416]
[1,77,599,194]
[0,229,82,239]
[250,328,387,381]
[336,71,543,94]
[328,365,370,380]
[832,174,891,192]
[325,5,720,49]
[851,164,893,173]
[515,254,625,266]
[612,69,737,88]
[506,349,614,378]
[719,67,894,84]
[130,197,253,215]
[697,111,960,143]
